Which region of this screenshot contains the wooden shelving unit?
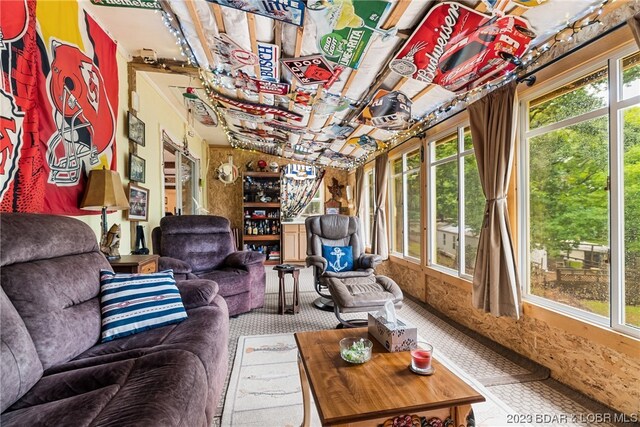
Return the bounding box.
[242,172,282,265]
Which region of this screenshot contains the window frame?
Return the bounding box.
[426,125,478,280]
[518,43,640,338]
[388,145,421,263]
[299,185,324,217]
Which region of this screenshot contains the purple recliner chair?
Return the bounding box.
[152,215,266,316]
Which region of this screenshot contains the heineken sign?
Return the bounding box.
[90,0,160,9]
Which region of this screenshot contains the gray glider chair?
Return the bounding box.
[305,214,403,328]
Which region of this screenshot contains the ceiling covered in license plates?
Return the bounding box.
[157,0,636,169]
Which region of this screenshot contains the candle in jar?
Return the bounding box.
[411,349,432,370]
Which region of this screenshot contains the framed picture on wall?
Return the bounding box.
[129,153,145,183]
[128,112,145,146]
[128,184,149,221]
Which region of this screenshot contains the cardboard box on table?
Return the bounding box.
[367,313,418,352]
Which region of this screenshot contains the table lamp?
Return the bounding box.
[80,167,130,260]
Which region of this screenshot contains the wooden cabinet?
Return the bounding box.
[282,223,307,263]
[109,255,159,274]
[242,172,281,265]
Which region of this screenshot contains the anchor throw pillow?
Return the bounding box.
[322,245,354,273]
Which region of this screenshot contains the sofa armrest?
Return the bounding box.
[158,256,192,274]
[176,279,219,309]
[224,251,266,268]
[358,253,382,269]
[306,255,327,274]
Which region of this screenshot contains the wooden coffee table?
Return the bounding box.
[294,328,485,427]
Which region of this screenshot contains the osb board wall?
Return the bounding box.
[207,147,350,230]
[377,261,425,301]
[422,271,640,415]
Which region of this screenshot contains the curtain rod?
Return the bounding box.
[375,20,629,162]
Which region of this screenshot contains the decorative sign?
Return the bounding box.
[324,65,345,89]
[323,124,354,139]
[206,0,304,26]
[311,0,391,69]
[312,92,351,115]
[90,0,160,9]
[257,42,280,82]
[183,88,219,127]
[211,90,303,121]
[281,55,335,86]
[389,2,535,92]
[265,120,307,135]
[360,90,411,130]
[213,33,257,70]
[225,109,266,122]
[346,134,381,152]
[236,71,290,95]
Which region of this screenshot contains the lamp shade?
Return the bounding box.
[80,168,130,211]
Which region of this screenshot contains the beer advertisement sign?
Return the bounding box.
[257,42,280,82]
[281,55,335,86]
[206,0,304,26]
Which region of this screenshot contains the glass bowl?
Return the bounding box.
[339,337,373,364]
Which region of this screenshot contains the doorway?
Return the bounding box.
[162,130,198,216]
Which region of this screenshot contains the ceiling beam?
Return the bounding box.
[246,13,264,104]
[185,0,215,66]
[129,57,200,76]
[210,3,226,32]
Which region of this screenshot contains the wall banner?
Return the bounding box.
[1,0,119,214]
[360,90,412,130]
[206,0,304,26]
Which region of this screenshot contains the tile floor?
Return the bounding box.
[213,267,634,427]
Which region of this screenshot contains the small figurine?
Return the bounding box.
[246,161,254,171]
[257,159,267,171]
[101,223,121,259]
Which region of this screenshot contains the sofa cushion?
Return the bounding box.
[198,268,251,297]
[1,214,111,370]
[0,289,43,412]
[99,270,187,342]
[176,279,219,309]
[1,350,209,427]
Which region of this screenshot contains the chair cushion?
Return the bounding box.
[99,270,187,342]
[322,245,354,273]
[197,269,251,297]
[324,275,403,310]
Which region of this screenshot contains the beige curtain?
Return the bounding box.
[629,13,640,48]
[468,82,521,319]
[355,166,366,238]
[372,153,389,259]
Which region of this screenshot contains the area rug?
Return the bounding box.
[221,334,530,427]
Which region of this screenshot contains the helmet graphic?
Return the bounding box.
[46,41,115,185]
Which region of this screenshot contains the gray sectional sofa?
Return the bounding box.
[0,213,229,426]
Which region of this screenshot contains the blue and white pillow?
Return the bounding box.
[99,269,187,342]
[322,245,354,273]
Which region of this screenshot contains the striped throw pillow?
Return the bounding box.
[99,269,187,342]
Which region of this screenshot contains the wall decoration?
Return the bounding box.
[310,0,391,69]
[206,0,304,26]
[389,2,535,92]
[225,109,266,123]
[128,112,146,145]
[213,33,258,70]
[211,90,303,121]
[312,93,351,115]
[129,153,145,183]
[346,135,381,153]
[1,1,118,214]
[235,71,290,95]
[182,88,218,127]
[89,0,160,10]
[359,90,412,130]
[281,55,335,86]
[265,120,307,135]
[128,183,149,221]
[257,42,280,82]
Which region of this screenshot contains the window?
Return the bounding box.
[389,148,421,260]
[300,186,323,217]
[363,168,375,248]
[428,128,483,277]
[520,47,639,336]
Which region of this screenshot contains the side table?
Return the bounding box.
[109,254,159,274]
[274,266,300,315]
